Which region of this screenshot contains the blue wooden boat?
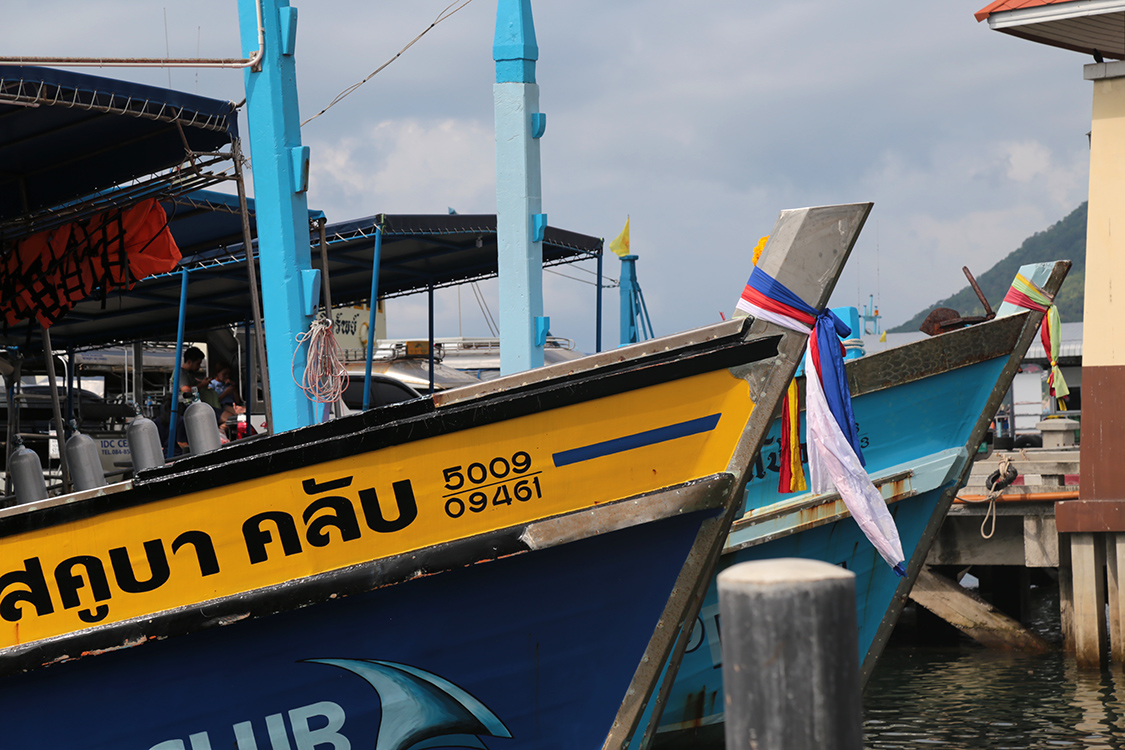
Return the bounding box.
[0,46,872,750]
[640,260,1071,749]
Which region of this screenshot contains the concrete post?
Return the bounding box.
[494,0,546,375]
[719,558,862,750]
[1108,534,1125,668]
[238,0,318,431]
[1070,532,1107,667]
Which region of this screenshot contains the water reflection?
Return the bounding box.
[863,648,1125,749]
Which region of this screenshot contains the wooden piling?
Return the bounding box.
[718,558,861,750]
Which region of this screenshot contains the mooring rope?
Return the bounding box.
[960,452,1020,539]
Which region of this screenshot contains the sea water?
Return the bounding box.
[864,647,1125,748]
[863,583,1125,749]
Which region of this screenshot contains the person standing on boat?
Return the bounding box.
[175,346,207,399]
[166,346,207,455]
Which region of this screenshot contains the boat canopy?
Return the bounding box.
[0,197,602,350]
[322,213,601,302]
[0,66,239,236]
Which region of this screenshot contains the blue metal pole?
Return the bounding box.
[362,225,383,412]
[65,346,75,436]
[166,267,190,459]
[638,286,654,340]
[428,282,435,394]
[238,0,319,431]
[619,254,640,346]
[595,249,603,353]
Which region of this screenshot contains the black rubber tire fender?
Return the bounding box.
[986,465,1019,492]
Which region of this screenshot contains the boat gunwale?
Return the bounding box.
[0,324,783,539]
[0,472,734,678]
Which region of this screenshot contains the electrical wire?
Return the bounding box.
[545,267,619,287]
[301,0,475,127]
[470,282,498,336]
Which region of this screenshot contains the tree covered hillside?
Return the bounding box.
[890,203,1087,333]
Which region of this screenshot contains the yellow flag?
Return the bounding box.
[609,218,630,257]
[879,331,887,343]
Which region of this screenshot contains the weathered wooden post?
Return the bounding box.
[719,558,862,750]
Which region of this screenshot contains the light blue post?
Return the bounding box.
[495,0,547,375]
[238,0,319,431]
[362,225,383,412]
[595,250,603,352]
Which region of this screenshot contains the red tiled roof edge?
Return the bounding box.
[975,0,1074,23]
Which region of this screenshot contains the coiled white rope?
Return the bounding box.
[293,314,350,404]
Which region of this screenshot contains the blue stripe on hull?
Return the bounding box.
[0,511,712,750]
[649,357,1006,744]
[552,414,721,467]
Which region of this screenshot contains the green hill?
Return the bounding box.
[890,202,1087,333]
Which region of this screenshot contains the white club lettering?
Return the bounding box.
[149,733,213,750]
[149,701,349,750]
[290,701,350,750]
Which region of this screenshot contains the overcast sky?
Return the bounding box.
[3,1,1096,353]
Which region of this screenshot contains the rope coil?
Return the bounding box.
[293,314,349,405]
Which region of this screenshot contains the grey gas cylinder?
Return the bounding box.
[127,415,165,472]
[66,430,107,490]
[184,401,221,455]
[9,437,47,504]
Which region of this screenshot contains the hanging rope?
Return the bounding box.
[293,314,349,404]
[959,452,1019,539]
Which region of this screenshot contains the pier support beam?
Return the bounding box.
[1057,504,1125,666]
[1108,534,1125,665]
[1068,533,1107,667]
[909,567,1051,652]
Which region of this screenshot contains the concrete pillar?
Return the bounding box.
[1111,534,1125,668]
[1059,537,1075,654]
[1070,533,1107,667]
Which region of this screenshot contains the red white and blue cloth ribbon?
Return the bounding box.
[737,266,907,576]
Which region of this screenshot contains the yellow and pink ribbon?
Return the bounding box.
[1003,274,1069,401]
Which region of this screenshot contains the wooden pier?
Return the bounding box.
[915,444,1082,653]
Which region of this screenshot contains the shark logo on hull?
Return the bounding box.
[308,659,512,750]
